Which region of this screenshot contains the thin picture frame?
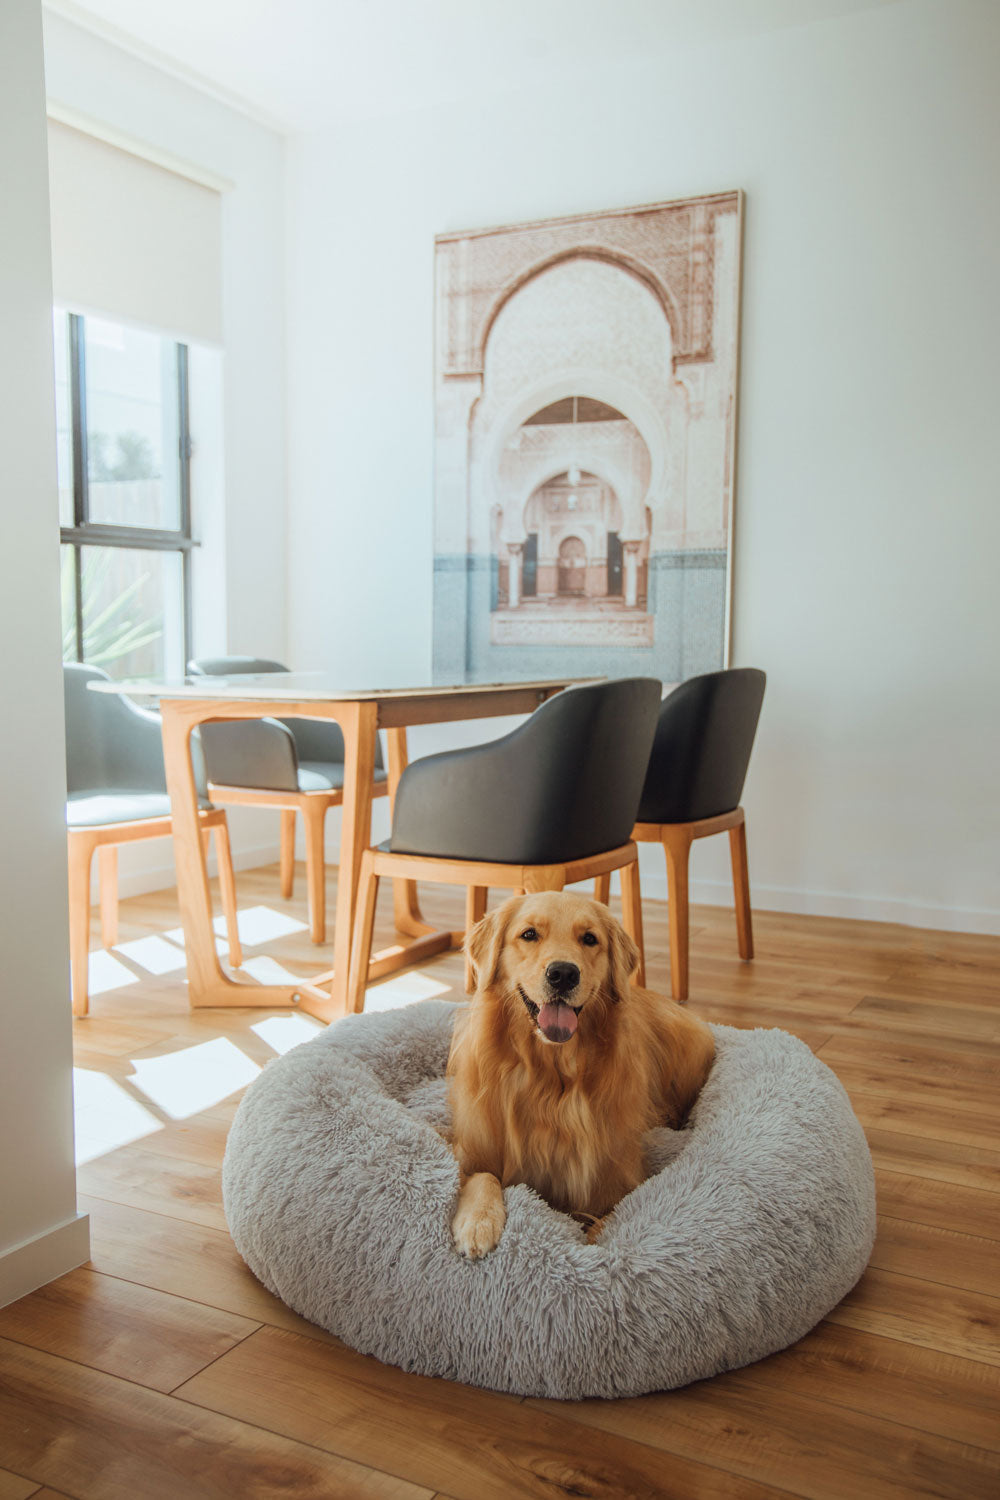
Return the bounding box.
[432,191,745,689]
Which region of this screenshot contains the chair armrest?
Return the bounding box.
[198,718,300,793]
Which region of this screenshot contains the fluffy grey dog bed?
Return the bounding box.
[223,999,875,1399]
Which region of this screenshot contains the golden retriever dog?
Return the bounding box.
[448,890,715,1258]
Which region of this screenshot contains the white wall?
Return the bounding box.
[44,10,289,890]
[284,0,1000,933]
[0,0,89,1307]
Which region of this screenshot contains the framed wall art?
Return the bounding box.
[432,191,743,690]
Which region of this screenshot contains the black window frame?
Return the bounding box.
[60,310,195,669]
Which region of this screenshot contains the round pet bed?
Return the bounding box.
[223,999,875,1399]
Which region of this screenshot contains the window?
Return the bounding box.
[57,310,193,679]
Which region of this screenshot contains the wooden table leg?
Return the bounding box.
[385,726,432,938]
[161,701,320,1012]
[327,700,377,1017]
[161,704,229,1002]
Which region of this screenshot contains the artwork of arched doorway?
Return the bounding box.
[515,463,648,607]
[431,193,741,681]
[492,392,652,640]
[557,535,586,595]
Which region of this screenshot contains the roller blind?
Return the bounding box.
[47,119,223,345]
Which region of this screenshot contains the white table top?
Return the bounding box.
[88,672,596,703]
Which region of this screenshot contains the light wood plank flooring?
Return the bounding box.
[1,860,998,1499]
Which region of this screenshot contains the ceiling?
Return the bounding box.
[45,0,904,132]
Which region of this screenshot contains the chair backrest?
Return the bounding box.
[188,655,383,771]
[63,662,168,795]
[637,667,766,825]
[188,656,288,676]
[391,677,663,865]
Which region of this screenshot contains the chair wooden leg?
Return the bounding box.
[347,851,380,1014]
[661,826,693,1001]
[729,812,754,961]
[464,886,488,993]
[387,727,427,937]
[619,859,646,988]
[98,845,118,949]
[67,833,95,1018]
[302,800,327,945]
[593,872,612,906]
[280,809,296,899]
[213,819,243,969]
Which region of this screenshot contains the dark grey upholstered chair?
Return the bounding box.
[629,667,766,1000]
[187,656,388,944]
[347,678,663,1011]
[64,662,241,1017]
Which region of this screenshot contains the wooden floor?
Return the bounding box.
[1,861,998,1499]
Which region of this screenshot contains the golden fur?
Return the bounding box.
[447,890,715,1258]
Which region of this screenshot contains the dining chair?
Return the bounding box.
[187,656,389,944]
[346,677,663,1012]
[64,662,241,1018]
[623,667,766,1001]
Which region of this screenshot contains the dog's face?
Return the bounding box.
[467,891,639,1045]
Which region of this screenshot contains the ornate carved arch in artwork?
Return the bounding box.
[477,247,681,368]
[483,373,667,545]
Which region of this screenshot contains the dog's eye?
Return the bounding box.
[519,927,538,942]
[581,931,599,947]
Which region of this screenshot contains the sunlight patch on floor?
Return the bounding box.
[112,934,187,975]
[217,905,310,945]
[362,970,456,1012]
[238,954,306,986]
[73,1068,163,1164]
[162,906,308,948]
[251,1012,325,1055]
[87,948,141,995]
[129,1037,261,1119]
[160,927,230,957]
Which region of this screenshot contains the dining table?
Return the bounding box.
[89,672,586,1021]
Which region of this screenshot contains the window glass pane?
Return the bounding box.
[53,309,74,526]
[84,317,181,531]
[61,545,79,660]
[78,546,185,680]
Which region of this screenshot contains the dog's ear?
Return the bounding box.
[466,900,515,991]
[604,911,640,1004]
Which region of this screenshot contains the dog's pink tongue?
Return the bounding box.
[538,1001,579,1043]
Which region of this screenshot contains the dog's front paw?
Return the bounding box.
[452,1202,504,1258]
[452,1173,506,1259]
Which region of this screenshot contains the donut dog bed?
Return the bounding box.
[223,1000,876,1399]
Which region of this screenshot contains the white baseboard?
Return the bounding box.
[0,1212,90,1309]
[635,871,1000,937]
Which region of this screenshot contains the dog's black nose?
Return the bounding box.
[545,960,580,993]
